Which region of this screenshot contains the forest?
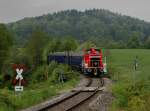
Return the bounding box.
[7,9,150,48]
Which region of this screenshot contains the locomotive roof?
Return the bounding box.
[48,51,83,56]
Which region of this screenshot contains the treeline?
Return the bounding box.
[93,31,150,49]
[7,9,150,48]
[0,23,80,87]
[0,24,13,73]
[0,24,81,110]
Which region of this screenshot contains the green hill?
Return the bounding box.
[6,9,150,46]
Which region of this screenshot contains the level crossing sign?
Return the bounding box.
[15,86,23,91]
[15,68,24,91]
[12,64,27,92]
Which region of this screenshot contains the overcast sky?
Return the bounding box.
[0,0,150,23]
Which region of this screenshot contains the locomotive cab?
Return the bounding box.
[82,48,104,76]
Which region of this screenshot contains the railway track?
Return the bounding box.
[22,76,109,111]
[42,77,104,111]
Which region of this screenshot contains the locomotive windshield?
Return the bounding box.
[85,48,100,54]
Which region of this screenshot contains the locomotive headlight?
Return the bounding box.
[88,68,91,72]
[84,63,88,68]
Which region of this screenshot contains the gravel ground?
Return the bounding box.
[89,91,114,111]
[69,78,114,111]
[89,78,114,111]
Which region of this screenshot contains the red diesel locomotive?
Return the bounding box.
[82,48,106,76]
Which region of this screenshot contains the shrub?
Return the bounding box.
[47,61,58,76]
[0,88,16,110]
[51,64,69,83]
[128,96,146,111]
[30,65,46,83]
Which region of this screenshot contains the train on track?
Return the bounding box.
[47,48,107,77]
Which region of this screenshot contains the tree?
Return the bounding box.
[145,37,150,49]
[61,37,78,64]
[42,38,62,62]
[45,38,62,53]
[25,30,48,68]
[0,24,13,73]
[77,41,96,51]
[61,37,78,52]
[127,32,141,48]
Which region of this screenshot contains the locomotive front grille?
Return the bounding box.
[90,58,99,67]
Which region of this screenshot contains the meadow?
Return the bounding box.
[108,49,150,111]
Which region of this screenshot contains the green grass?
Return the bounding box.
[108,49,150,111]
[0,63,80,111]
[0,77,79,111]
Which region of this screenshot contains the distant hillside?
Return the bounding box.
[7,9,150,44]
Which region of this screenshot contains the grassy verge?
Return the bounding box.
[0,62,80,111]
[108,49,150,111]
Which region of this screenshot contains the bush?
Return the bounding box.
[128,96,146,111]
[47,61,58,76]
[51,64,69,83]
[0,88,16,111]
[30,65,46,83]
[0,65,14,89]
